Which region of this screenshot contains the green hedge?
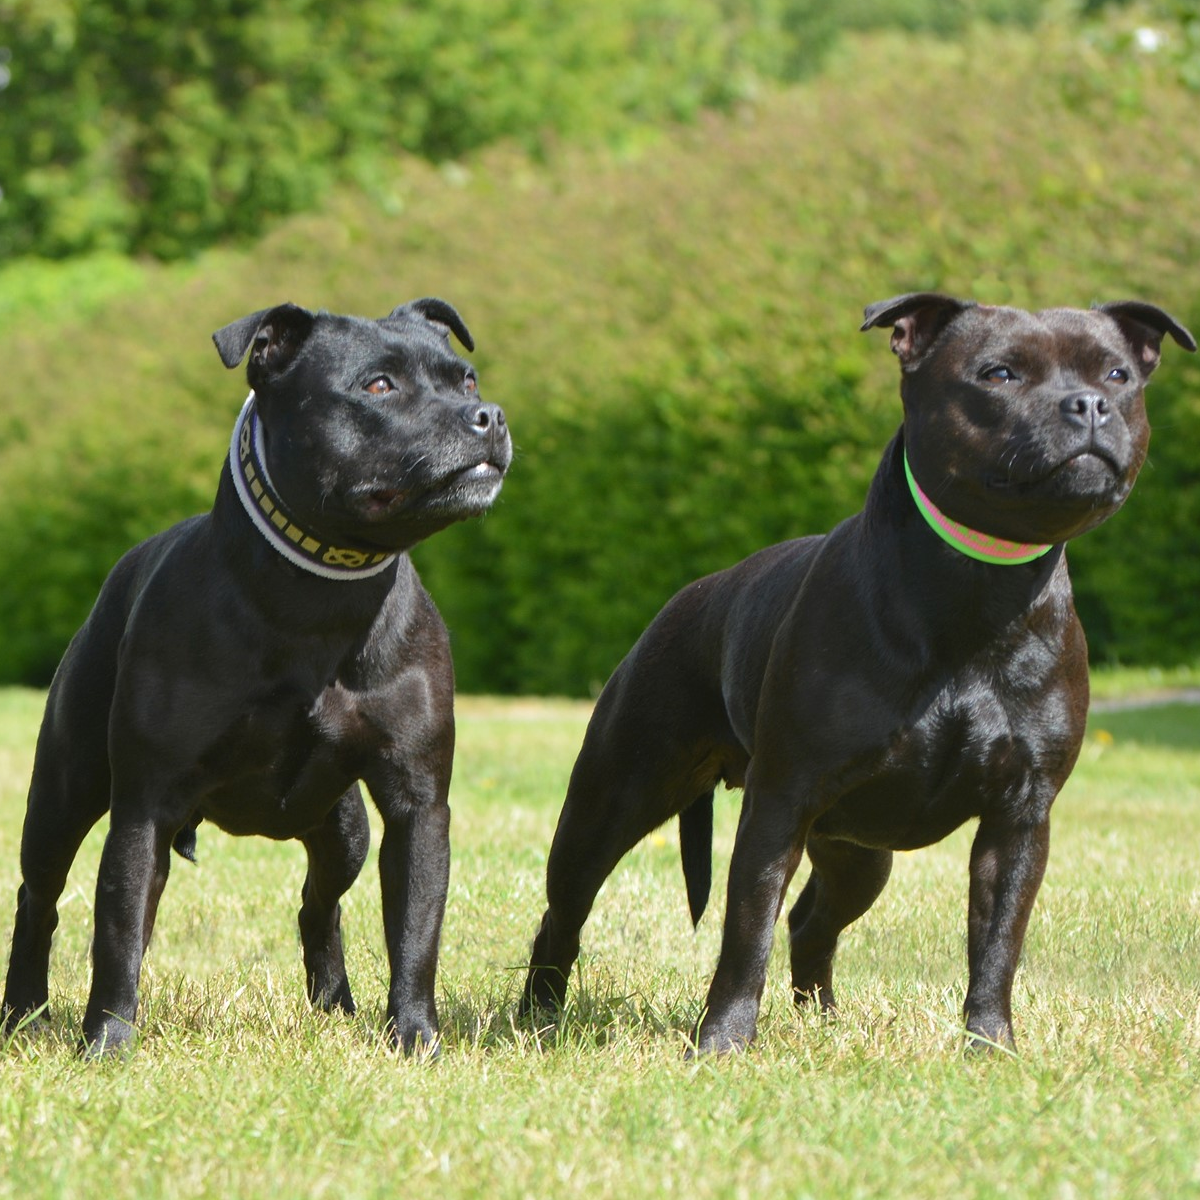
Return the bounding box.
[1,25,1198,692]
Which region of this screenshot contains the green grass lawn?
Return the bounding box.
[0,679,1197,1199]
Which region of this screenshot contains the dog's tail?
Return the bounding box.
[679,791,714,927]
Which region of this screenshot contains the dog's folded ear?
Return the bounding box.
[211,304,317,375]
[383,298,474,353]
[1093,301,1197,377]
[861,292,975,367]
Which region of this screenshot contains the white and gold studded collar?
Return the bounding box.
[229,393,397,580]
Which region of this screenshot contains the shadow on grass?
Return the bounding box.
[436,964,702,1056]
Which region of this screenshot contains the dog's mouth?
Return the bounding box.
[972,445,1135,544]
[446,460,505,486]
[350,461,505,521]
[987,448,1123,494]
[420,460,507,510]
[1047,450,1125,490]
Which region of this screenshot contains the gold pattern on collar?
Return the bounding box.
[231,395,396,578]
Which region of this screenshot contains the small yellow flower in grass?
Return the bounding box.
[649,833,668,849]
[1093,729,1115,747]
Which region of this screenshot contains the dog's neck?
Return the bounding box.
[902,450,1053,566]
[229,393,398,580]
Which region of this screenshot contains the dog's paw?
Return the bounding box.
[384,1010,441,1060]
[308,976,356,1016]
[792,981,837,1013]
[519,966,569,1018]
[391,1026,441,1061]
[963,1014,1016,1054]
[79,1015,138,1061]
[685,1030,753,1059]
[690,1003,759,1057]
[1,998,50,1038]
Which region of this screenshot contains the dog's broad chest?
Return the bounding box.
[181,683,374,837]
[114,662,391,839]
[810,671,1083,851]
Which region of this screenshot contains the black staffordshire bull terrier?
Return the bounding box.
[522,293,1194,1054]
[3,297,511,1057]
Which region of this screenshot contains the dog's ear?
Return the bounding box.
[1094,301,1197,378]
[384,297,474,353]
[211,304,317,376]
[861,292,974,367]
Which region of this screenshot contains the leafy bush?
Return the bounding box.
[0,431,212,683]
[1,24,1198,691]
[0,0,1068,260]
[0,0,773,259]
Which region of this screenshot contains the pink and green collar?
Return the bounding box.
[903,451,1053,565]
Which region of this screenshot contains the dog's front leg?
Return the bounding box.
[963,812,1051,1049]
[82,815,173,1057]
[377,797,450,1054]
[695,787,808,1054]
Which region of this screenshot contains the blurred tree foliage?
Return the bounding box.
[0,0,1062,260]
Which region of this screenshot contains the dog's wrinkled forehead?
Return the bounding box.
[211,296,476,386]
[862,291,1194,380]
[949,306,1130,377]
[297,310,471,387]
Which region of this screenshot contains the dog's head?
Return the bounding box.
[213,298,511,552]
[862,292,1195,545]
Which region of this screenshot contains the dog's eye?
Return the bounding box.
[980,365,1015,384]
[365,377,394,396]
[1107,367,1130,384]
[464,371,478,394]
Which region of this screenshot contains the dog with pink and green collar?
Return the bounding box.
[523,292,1195,1055]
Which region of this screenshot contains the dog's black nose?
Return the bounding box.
[462,403,507,434]
[1060,392,1110,428]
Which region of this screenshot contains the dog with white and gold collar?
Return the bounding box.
[3,298,510,1057]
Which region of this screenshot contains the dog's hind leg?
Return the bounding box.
[522,626,740,1021]
[3,759,110,1029]
[522,742,709,1016]
[787,832,892,1012]
[298,785,370,1016]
